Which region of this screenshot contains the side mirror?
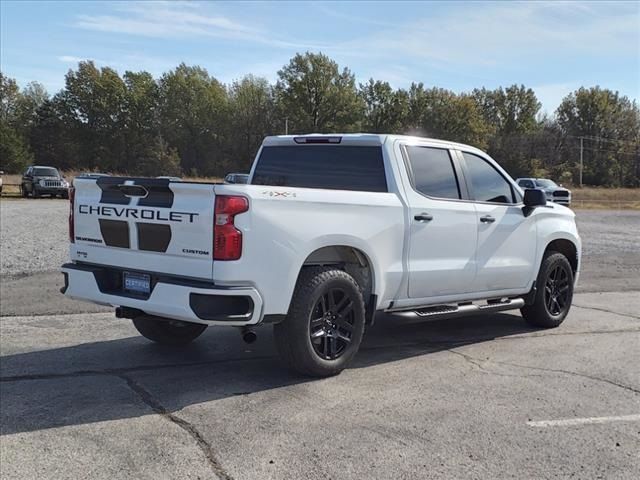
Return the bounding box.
[523,189,546,216]
[523,188,546,211]
[524,188,546,207]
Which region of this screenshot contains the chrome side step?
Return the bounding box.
[396,298,525,320]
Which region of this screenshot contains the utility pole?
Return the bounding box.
[285,117,289,135]
[579,136,584,187]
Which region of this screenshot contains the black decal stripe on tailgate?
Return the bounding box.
[135,179,174,208]
[96,177,174,208]
[96,177,131,205]
[99,219,130,248]
[136,222,171,252]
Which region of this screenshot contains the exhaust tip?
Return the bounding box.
[242,329,257,344]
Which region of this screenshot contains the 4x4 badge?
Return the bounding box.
[262,190,297,198]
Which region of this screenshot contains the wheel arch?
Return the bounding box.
[290,244,380,324]
[544,238,579,274]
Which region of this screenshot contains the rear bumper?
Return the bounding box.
[61,263,263,326]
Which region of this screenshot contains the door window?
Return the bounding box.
[462,152,515,204]
[405,146,461,199]
[518,179,535,188]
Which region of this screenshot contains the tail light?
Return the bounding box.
[213,195,248,260]
[68,186,75,243]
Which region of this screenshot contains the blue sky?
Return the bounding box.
[1,0,638,113]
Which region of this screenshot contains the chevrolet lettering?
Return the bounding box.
[78,205,198,223]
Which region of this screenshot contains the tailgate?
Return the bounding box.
[71,177,215,280]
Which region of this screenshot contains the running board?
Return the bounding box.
[394,298,525,320]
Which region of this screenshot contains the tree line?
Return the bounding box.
[1,52,639,186]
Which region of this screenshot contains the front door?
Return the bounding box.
[459,151,537,292]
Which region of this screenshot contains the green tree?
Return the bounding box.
[359,79,408,133]
[135,136,181,177]
[158,63,228,175]
[55,61,128,171]
[0,121,32,172]
[556,87,640,186]
[0,73,21,123]
[473,85,540,135]
[407,83,492,149]
[122,71,163,174]
[0,73,35,172]
[228,75,275,171]
[472,85,542,177]
[275,52,363,133]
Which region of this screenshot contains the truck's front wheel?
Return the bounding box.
[132,315,207,346]
[521,251,574,328]
[274,267,366,377]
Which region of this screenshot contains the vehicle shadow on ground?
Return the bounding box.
[0,312,537,435]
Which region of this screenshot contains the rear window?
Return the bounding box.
[252,146,388,192]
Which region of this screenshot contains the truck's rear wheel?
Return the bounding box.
[521,251,574,328]
[132,315,207,346]
[274,267,366,377]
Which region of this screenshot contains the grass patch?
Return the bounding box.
[571,187,640,210]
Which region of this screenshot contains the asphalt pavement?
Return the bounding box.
[1,200,639,479]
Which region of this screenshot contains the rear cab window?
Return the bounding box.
[251,145,388,192]
[404,146,461,200]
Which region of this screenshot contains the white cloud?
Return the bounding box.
[330,1,640,69]
[73,1,325,50]
[58,55,84,63]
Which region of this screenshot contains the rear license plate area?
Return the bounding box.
[123,272,151,295]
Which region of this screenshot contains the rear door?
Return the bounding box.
[71,177,216,280]
[402,144,477,298]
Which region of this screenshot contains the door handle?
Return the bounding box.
[414,213,433,222]
[480,215,495,223]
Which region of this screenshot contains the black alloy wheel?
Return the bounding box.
[309,287,356,360]
[521,251,574,328]
[544,264,570,316]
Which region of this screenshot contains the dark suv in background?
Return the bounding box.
[21,166,70,198]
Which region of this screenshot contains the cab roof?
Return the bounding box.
[262,133,485,155]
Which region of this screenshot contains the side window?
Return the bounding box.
[519,179,534,188]
[462,152,515,204]
[405,146,460,199]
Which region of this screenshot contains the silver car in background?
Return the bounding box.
[516,178,571,206]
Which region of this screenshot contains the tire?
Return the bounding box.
[521,251,574,328]
[32,187,39,198]
[21,185,28,198]
[274,267,366,377]
[132,315,207,346]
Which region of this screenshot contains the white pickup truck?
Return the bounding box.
[62,134,581,377]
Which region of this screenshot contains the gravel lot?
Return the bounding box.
[0,199,69,277]
[1,198,639,479]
